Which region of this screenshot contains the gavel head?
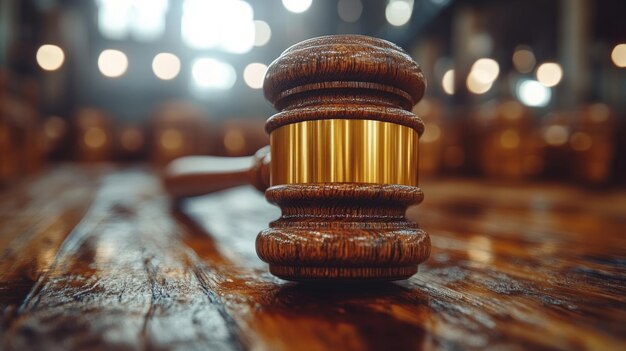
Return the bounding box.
[256,35,430,282]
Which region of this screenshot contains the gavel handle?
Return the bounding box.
[163,146,271,199]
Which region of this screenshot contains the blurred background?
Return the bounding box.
[0,0,625,187]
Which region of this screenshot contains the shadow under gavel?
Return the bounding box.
[163,146,270,200]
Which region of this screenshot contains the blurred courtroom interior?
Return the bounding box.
[2,2,626,350]
[0,0,625,186]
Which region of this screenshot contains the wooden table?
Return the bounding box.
[1,165,625,350]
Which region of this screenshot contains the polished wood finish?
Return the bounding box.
[1,165,625,350]
[163,146,270,199]
[259,35,429,281]
[257,183,430,281]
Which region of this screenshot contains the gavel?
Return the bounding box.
[164,35,430,282]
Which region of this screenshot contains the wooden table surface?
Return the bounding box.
[1,165,625,351]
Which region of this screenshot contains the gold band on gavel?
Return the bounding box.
[270,119,419,186]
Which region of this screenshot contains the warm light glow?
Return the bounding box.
[512,46,536,74]
[224,129,246,154]
[466,71,493,94]
[543,125,569,146]
[152,53,181,80]
[420,123,441,143]
[500,129,520,149]
[536,62,563,87]
[253,20,272,47]
[471,58,499,84]
[467,58,498,94]
[611,43,626,68]
[467,236,493,264]
[191,58,237,90]
[282,0,313,13]
[160,129,183,151]
[98,50,128,78]
[570,132,592,151]
[182,0,255,53]
[120,127,144,151]
[84,127,107,149]
[442,69,454,95]
[337,0,363,23]
[516,80,551,107]
[243,63,267,89]
[36,45,65,71]
[385,0,413,26]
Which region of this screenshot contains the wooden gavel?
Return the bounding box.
[164,35,430,282]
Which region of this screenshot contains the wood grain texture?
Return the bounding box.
[257,184,430,281]
[260,35,429,281]
[0,165,102,312]
[2,167,242,351]
[263,35,426,134]
[1,166,626,350]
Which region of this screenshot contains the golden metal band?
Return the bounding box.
[270,119,419,186]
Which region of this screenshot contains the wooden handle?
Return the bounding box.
[163,146,270,199]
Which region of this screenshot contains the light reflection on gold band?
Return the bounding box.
[270,119,419,186]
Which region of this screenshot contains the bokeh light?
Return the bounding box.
[243,63,267,89]
[96,0,169,41]
[471,58,499,84]
[500,129,520,149]
[253,20,272,47]
[84,127,107,149]
[36,45,65,71]
[98,49,128,78]
[543,125,569,146]
[466,71,493,94]
[160,128,183,151]
[516,79,551,107]
[282,0,313,13]
[182,0,255,54]
[512,46,536,74]
[223,129,246,155]
[536,62,563,87]
[191,58,237,90]
[152,53,181,80]
[385,0,413,26]
[610,43,626,68]
[442,69,454,95]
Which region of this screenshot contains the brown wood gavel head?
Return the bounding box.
[164,35,430,282]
